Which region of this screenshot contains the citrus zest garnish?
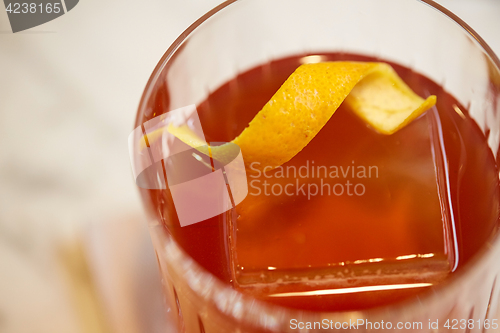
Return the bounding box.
[167,62,436,171]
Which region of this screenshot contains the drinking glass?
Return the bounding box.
[132,0,500,332]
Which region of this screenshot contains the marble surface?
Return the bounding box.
[0,0,499,332]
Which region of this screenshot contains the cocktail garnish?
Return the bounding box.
[168,62,436,170]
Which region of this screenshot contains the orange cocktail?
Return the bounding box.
[133,1,500,332]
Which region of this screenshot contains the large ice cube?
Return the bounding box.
[227,107,457,307]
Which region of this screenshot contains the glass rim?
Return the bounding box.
[136,0,500,327]
[137,0,500,120]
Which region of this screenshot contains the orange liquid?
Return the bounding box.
[138,53,499,311]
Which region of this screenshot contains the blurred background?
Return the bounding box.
[0,0,499,332]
